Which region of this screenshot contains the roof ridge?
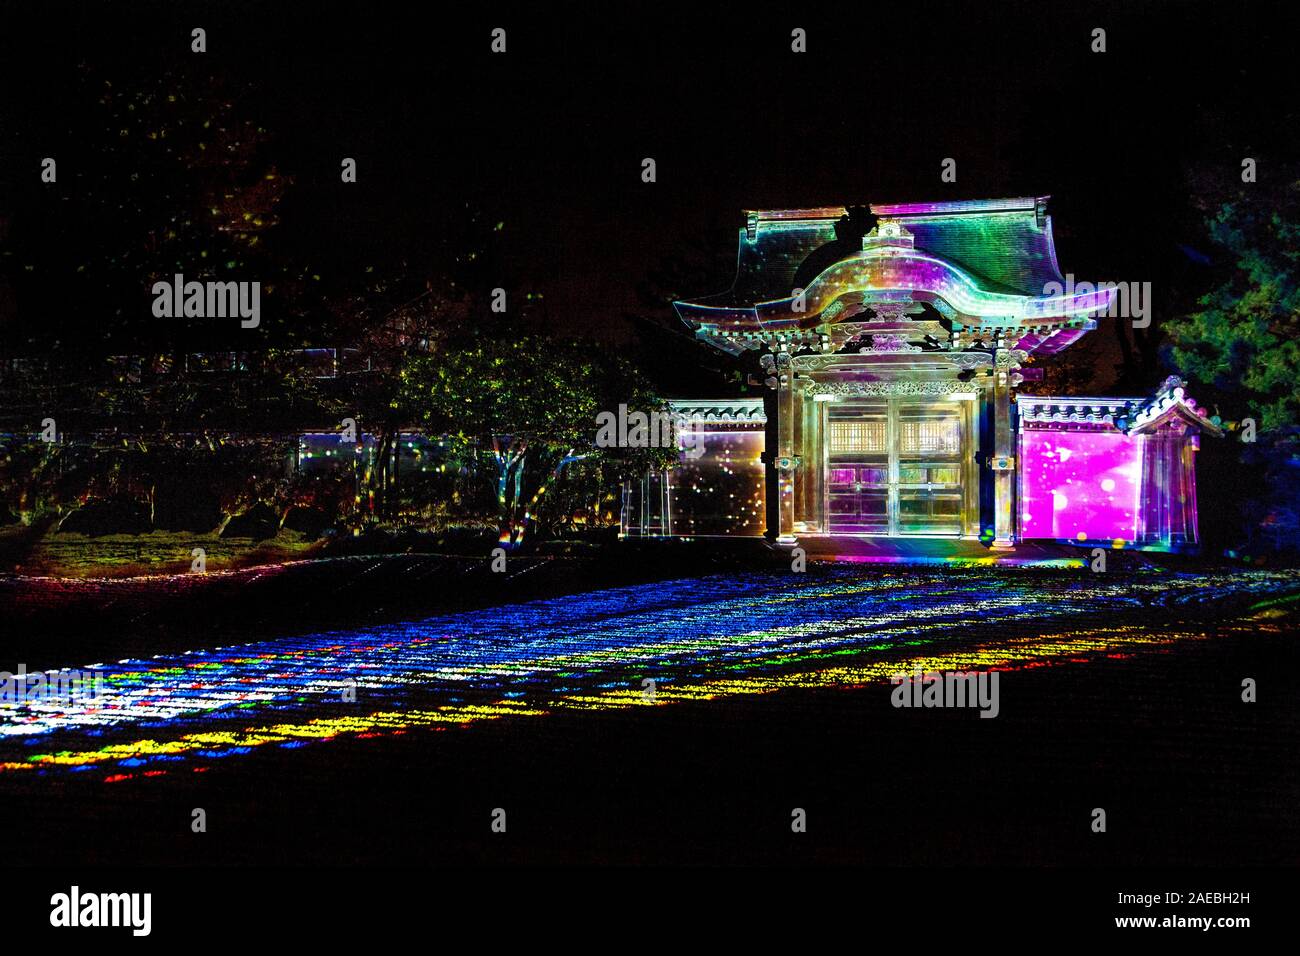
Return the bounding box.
[739,198,1050,222]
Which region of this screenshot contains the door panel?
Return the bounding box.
[827,399,969,536]
[895,403,965,535]
[826,403,890,533]
[827,465,889,533]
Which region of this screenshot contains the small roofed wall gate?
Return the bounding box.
[1018,380,1217,550]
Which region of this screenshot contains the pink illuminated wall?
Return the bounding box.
[1019,430,1143,543]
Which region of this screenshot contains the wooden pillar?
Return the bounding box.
[1181,435,1200,546]
[801,392,826,533]
[1137,429,1175,548]
[762,388,779,541]
[775,351,798,544]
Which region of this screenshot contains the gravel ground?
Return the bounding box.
[1,564,1297,864]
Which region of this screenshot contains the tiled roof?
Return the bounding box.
[681,197,1062,308]
[666,398,767,423]
[1020,378,1223,437]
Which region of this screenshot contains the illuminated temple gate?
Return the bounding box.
[623,198,1219,551]
[824,397,975,536]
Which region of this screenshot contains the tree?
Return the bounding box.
[397,334,675,547]
[315,202,506,522]
[1165,172,1300,551]
[0,61,344,442]
[1166,177,1300,436]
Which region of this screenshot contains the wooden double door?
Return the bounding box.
[826,399,971,536]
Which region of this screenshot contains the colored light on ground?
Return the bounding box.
[1,568,1295,781]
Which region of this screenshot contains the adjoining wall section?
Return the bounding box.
[1018,428,1142,544]
[621,400,767,538]
[1017,381,1219,550]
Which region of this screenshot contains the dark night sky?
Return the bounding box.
[0,0,1294,360]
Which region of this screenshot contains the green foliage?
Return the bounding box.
[0,435,293,524]
[399,336,600,447]
[0,439,68,519]
[1167,173,1300,551]
[397,334,675,544]
[1167,179,1300,435]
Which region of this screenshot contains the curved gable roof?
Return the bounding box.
[683,196,1064,309]
[881,198,1064,297]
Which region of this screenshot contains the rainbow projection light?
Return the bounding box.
[1,566,1295,783]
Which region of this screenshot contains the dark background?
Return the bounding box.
[0,3,1296,892]
[0,0,1293,354]
[0,0,1294,553]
